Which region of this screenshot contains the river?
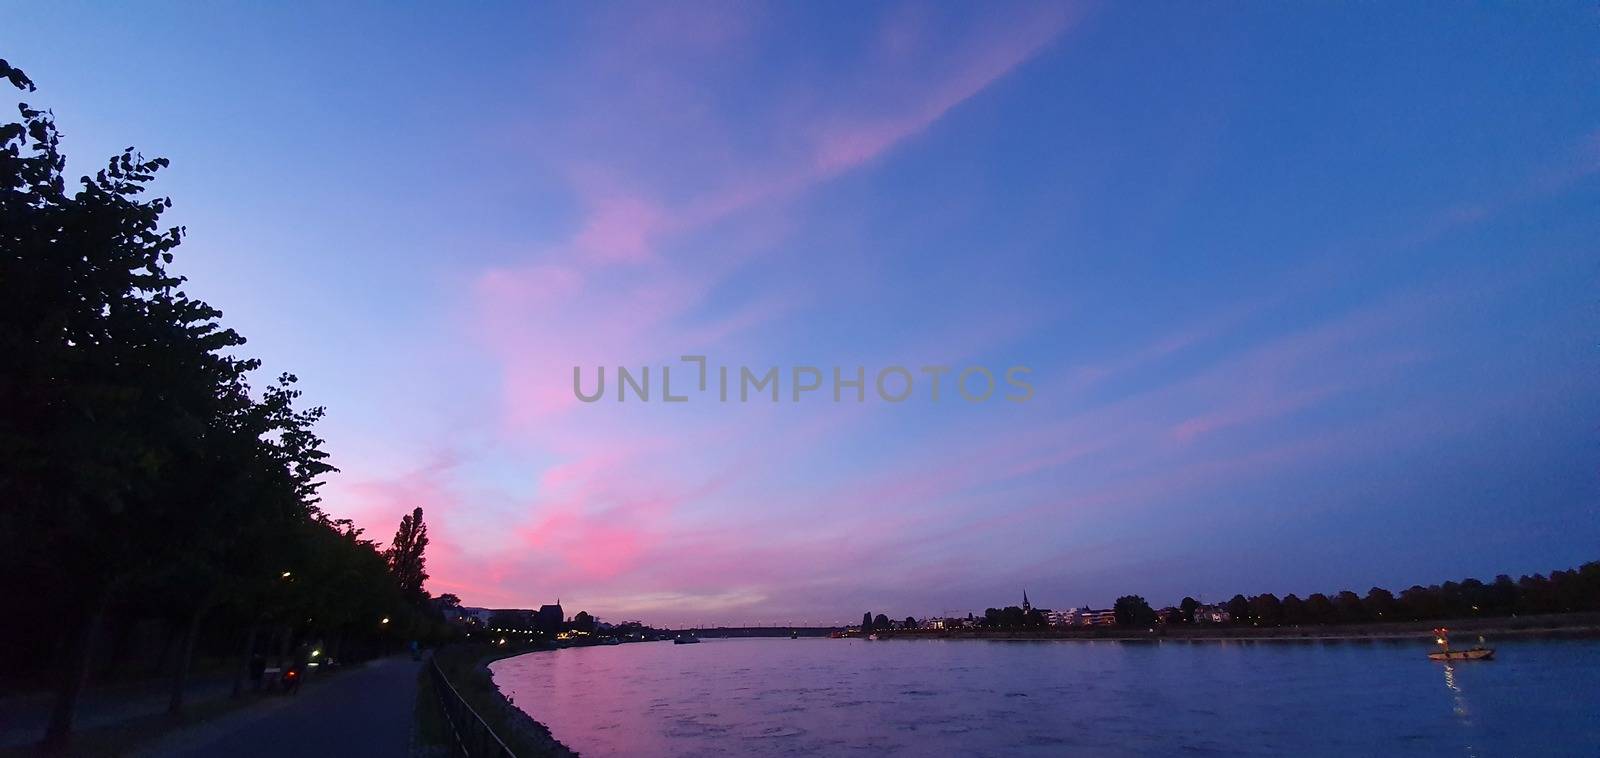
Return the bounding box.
[489,636,1600,756]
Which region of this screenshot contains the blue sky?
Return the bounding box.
[6,2,1597,624]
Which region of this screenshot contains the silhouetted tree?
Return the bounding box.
[1113,595,1157,626]
[1363,587,1397,621]
[1248,594,1282,625]
[1225,595,1250,625]
[0,58,426,746]
[0,57,277,745]
[862,612,873,632]
[904,616,917,629]
[1304,593,1335,623]
[1281,594,1306,624]
[573,611,595,632]
[1488,575,1518,614]
[1178,597,1200,624]
[1333,591,1365,622]
[1517,574,1556,614]
[386,507,430,599]
[874,613,890,630]
[1398,585,1440,619]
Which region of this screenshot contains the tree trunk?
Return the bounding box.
[167,602,210,717]
[231,622,259,698]
[43,591,109,751]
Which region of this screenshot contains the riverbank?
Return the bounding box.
[417,643,598,757]
[862,612,1600,642]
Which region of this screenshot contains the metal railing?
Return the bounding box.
[428,657,518,757]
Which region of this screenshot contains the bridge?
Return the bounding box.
[673,626,843,638]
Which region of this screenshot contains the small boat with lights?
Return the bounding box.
[1427,628,1492,661]
[674,633,701,645]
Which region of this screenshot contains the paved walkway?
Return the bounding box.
[0,674,235,749]
[137,657,422,757]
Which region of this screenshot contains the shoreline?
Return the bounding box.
[860,613,1600,643]
[430,644,581,757]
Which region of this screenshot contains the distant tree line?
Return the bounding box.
[0,57,456,749]
[980,606,1048,628]
[1168,561,1600,627]
[859,612,921,632]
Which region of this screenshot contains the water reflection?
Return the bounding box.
[1440,661,1478,757]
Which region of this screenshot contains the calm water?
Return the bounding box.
[490,637,1600,756]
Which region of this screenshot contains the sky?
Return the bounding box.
[6,2,1598,626]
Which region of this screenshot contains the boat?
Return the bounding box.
[867,633,880,641]
[674,633,701,645]
[790,630,798,639]
[1427,627,1492,661]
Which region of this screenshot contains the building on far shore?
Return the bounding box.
[1193,604,1231,624]
[536,602,565,633]
[1049,607,1117,627]
[1082,609,1117,626]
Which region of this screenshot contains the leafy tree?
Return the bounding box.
[0,57,272,744]
[1363,587,1397,621]
[1113,595,1156,626]
[862,612,873,632]
[1178,596,1200,624]
[1517,574,1556,614]
[1281,594,1306,624]
[1304,593,1335,623]
[1225,594,1250,624]
[873,613,890,630]
[1248,594,1282,625]
[1488,575,1518,614]
[904,616,917,629]
[573,611,596,632]
[1333,590,1365,622]
[0,57,415,746]
[386,507,430,599]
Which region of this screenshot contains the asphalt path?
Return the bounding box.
[141,657,421,757]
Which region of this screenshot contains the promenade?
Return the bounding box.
[138,657,421,757]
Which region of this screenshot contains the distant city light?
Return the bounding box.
[381,617,390,624]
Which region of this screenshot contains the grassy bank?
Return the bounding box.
[868,612,1600,642]
[413,644,576,757]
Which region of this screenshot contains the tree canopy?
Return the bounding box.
[0,56,456,749]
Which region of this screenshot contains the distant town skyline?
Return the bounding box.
[6,3,1596,626]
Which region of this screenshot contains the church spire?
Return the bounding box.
[1022,589,1031,612]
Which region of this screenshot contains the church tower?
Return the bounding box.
[1022,589,1031,613]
